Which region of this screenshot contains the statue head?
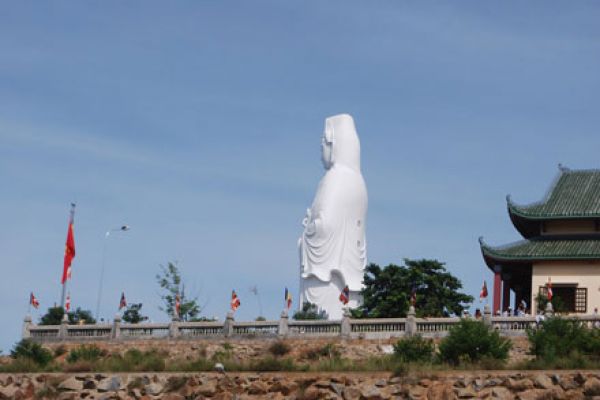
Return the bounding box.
[321,114,361,171]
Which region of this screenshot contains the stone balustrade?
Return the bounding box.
[23,308,600,343]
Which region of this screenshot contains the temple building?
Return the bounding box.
[480,166,600,315]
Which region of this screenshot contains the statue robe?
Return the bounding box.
[298,114,368,319]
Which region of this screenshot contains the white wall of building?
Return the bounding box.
[531,261,600,315]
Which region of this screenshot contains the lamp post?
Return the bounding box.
[95,225,130,321]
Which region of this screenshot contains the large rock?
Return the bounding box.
[97,376,122,392]
[508,378,534,392]
[491,387,512,399]
[247,380,268,395]
[0,385,18,400]
[584,377,600,396]
[343,386,361,400]
[145,382,164,396]
[533,374,554,390]
[58,377,84,391]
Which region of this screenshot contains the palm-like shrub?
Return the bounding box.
[10,339,53,367]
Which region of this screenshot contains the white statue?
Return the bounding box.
[298,114,368,320]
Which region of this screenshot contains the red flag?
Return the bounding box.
[410,286,417,306]
[231,290,240,311]
[65,293,71,312]
[285,287,292,310]
[175,293,181,317]
[339,285,350,305]
[119,292,127,310]
[30,292,40,309]
[61,205,76,284]
[479,281,488,301]
[547,277,553,301]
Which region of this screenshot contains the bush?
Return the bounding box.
[250,356,298,371]
[10,339,53,367]
[293,302,327,320]
[438,319,511,365]
[303,343,341,361]
[269,341,291,357]
[66,345,106,363]
[393,336,434,363]
[53,345,67,357]
[527,317,600,362]
[104,349,166,372]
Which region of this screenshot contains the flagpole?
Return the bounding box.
[60,203,76,309]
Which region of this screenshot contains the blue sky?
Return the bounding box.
[1,1,600,351]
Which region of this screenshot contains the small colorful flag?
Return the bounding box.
[285,287,292,309]
[30,292,40,309]
[119,292,127,310]
[547,277,553,301]
[65,293,71,312]
[339,285,350,305]
[175,293,181,317]
[410,286,417,307]
[231,290,241,311]
[61,204,76,284]
[479,281,488,301]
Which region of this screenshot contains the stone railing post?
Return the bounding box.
[278,310,289,337]
[545,301,554,317]
[341,308,351,338]
[483,304,492,327]
[59,313,69,340]
[22,315,32,339]
[223,312,234,337]
[169,316,180,338]
[112,314,121,339]
[406,306,417,336]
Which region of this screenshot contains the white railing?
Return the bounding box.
[179,322,225,337]
[120,324,170,338]
[417,317,460,335]
[25,313,600,342]
[288,320,341,336]
[233,321,279,336]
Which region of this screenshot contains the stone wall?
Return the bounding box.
[2,370,600,399]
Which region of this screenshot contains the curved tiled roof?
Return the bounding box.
[479,236,600,263]
[507,167,600,219]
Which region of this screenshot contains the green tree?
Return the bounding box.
[156,262,200,321]
[10,339,53,367]
[292,302,327,320]
[438,319,511,365]
[39,307,96,325]
[527,317,600,361]
[122,303,148,324]
[354,259,473,318]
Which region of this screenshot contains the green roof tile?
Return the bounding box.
[480,236,600,261]
[508,168,600,219]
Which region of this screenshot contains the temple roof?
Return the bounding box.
[507,167,600,238]
[479,236,600,267]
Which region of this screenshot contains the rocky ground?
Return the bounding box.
[2,370,600,399]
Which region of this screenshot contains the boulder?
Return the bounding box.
[196,380,218,397]
[247,380,268,395]
[508,378,534,392]
[491,387,512,399]
[343,386,361,400]
[145,382,164,396]
[97,377,122,392]
[58,377,84,392]
[533,374,554,390]
[584,377,600,396]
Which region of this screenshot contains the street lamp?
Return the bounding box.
[95,225,130,321]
